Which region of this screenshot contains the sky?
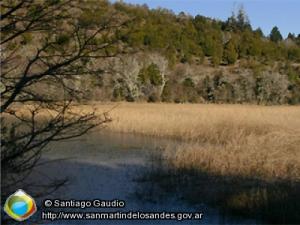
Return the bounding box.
[114,0,300,38]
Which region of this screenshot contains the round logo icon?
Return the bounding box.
[4,189,37,221]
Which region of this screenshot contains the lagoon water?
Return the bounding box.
[31,131,257,225]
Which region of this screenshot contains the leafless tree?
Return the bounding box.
[0,0,130,212]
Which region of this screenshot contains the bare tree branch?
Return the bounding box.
[1,0,131,212]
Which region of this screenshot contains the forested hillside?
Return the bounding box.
[114,2,300,66]
[102,1,300,104]
[4,0,300,104]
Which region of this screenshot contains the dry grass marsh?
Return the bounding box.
[11,102,300,222]
[93,103,300,223]
[12,102,300,181]
[91,103,300,182]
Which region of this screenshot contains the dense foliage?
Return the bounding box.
[114,2,300,65]
[103,1,299,105]
[5,0,299,105]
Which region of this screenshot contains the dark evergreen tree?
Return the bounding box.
[270,26,283,42]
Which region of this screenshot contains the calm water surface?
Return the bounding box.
[30,131,257,225]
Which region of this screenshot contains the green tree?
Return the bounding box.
[296,34,300,46]
[270,26,283,43]
[223,40,238,64]
[223,6,251,32]
[287,33,296,40]
[138,64,163,86]
[254,27,264,37]
[236,6,251,31]
[287,47,300,62]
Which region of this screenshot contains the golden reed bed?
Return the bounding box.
[10,102,300,181]
[89,102,300,182]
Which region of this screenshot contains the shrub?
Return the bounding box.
[138,63,163,86]
[223,40,238,64]
[112,87,125,101]
[182,77,195,88]
[148,93,160,102]
[161,81,173,102]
